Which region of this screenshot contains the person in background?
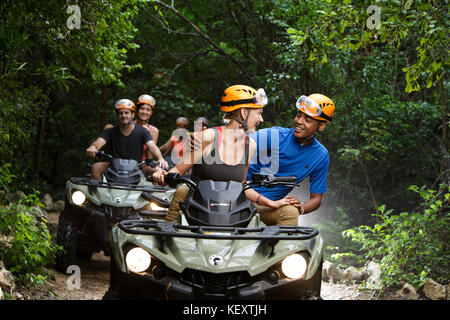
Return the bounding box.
[134,94,161,175]
[86,99,168,179]
[195,116,208,131]
[159,116,190,167]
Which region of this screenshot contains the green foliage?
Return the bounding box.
[0,0,447,288]
[312,206,360,267]
[0,193,62,285]
[342,184,449,288]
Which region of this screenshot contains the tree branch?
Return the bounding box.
[151,0,252,81]
[167,48,211,76]
[183,0,259,65]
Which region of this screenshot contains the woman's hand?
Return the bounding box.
[152,168,167,185]
[267,197,290,209]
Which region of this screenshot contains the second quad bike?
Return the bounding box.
[104,173,324,300]
[55,152,175,272]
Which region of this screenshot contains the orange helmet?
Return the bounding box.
[296,93,334,122]
[114,99,135,112]
[176,116,189,126]
[220,85,268,112]
[136,94,156,110]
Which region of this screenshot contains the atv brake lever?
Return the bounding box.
[145,159,160,168]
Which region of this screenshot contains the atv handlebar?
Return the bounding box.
[95,151,160,169]
[164,172,197,190]
[157,172,299,190]
[95,151,114,162]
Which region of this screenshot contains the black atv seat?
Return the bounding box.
[105,159,143,184]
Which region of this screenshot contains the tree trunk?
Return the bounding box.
[100,85,107,132]
[359,158,379,218]
[439,78,448,184]
[33,104,47,178]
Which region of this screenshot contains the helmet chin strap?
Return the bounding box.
[231,109,252,132]
[298,122,322,146]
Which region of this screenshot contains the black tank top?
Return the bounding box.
[191,127,249,183]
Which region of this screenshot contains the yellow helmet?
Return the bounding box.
[220,85,268,112]
[296,93,335,122]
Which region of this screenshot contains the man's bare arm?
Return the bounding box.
[86,137,107,158]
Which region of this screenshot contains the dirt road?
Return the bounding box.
[37,251,399,300]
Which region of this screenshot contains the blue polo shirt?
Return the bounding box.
[246,127,329,200]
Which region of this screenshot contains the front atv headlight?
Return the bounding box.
[281,253,307,279]
[126,247,151,273]
[72,191,86,206]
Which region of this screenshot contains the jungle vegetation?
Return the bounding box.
[0,0,448,289]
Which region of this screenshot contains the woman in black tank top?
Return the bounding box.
[153,84,290,222]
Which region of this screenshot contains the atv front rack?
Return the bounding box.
[70,177,171,193]
[118,219,319,241]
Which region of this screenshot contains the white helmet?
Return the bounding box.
[114,99,135,112]
[136,94,156,109]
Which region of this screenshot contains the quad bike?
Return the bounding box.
[104,173,324,300]
[55,151,175,272]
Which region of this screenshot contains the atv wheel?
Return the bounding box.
[103,258,134,300]
[55,210,79,272]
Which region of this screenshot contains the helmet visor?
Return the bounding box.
[296,95,322,117]
[254,88,268,106]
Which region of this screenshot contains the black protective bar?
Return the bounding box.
[118,220,319,241]
[70,177,171,193]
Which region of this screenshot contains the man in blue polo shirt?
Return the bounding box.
[245,93,335,226]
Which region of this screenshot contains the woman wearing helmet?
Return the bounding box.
[153,84,290,222]
[135,94,161,175]
[135,94,159,143]
[245,93,335,226]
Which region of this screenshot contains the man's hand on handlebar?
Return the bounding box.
[157,158,169,171]
[86,145,97,158]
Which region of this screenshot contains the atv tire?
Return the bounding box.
[103,258,134,300]
[55,210,79,272]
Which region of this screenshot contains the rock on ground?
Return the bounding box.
[396,283,419,300]
[423,279,446,300]
[363,261,382,289]
[342,266,364,283]
[0,263,15,293]
[323,260,344,282]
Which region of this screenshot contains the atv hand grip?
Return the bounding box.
[273,176,297,183]
[95,151,113,162]
[164,172,197,190]
[164,172,181,188]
